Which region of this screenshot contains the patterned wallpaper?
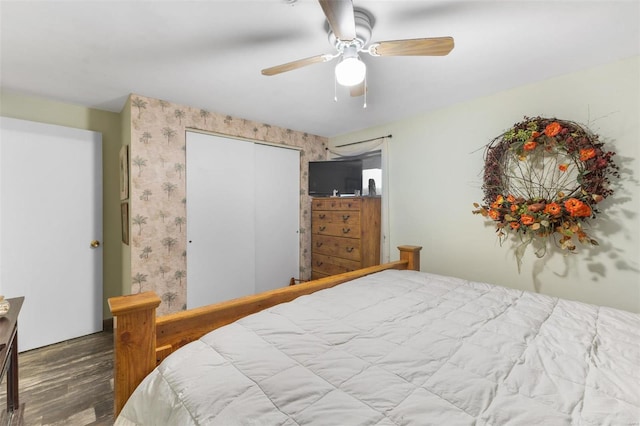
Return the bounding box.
[127,94,327,315]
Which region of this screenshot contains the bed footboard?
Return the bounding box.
[109,245,421,417]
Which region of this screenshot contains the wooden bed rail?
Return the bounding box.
[109,245,421,417]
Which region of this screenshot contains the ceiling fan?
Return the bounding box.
[261,0,454,98]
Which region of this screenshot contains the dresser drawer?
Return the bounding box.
[312,234,361,261]
[312,210,360,225]
[312,220,361,238]
[312,198,361,211]
[312,253,361,275]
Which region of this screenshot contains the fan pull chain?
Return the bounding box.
[334,75,338,102]
[363,76,367,108]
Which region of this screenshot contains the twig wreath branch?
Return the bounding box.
[473,116,619,270]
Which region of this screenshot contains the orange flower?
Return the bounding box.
[544,122,562,137]
[507,194,516,203]
[510,204,518,212]
[491,194,504,209]
[558,163,568,172]
[579,147,596,161]
[523,140,537,151]
[520,214,535,226]
[572,203,592,217]
[531,131,541,138]
[544,202,561,216]
[510,222,521,230]
[488,209,501,221]
[564,198,582,213]
[564,198,592,217]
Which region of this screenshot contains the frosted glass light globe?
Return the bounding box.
[335,57,366,86]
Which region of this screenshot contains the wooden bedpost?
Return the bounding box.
[108,291,161,417]
[398,245,422,271]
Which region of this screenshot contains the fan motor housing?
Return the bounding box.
[327,8,374,50]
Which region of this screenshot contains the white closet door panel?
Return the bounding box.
[186,132,255,308]
[254,144,300,293]
[0,117,102,351]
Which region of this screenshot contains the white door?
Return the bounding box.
[254,143,299,293]
[186,132,255,308]
[186,132,299,308]
[0,117,102,352]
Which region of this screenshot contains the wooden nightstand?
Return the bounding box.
[0,296,25,424]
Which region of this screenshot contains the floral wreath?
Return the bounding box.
[473,116,618,266]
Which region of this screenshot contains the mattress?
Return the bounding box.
[115,269,640,425]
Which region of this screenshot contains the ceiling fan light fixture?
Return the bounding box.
[335,56,366,86]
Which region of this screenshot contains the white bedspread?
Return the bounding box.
[116,270,640,425]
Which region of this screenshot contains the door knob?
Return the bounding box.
[90,240,100,248]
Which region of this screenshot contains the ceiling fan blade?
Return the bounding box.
[261,54,333,76]
[350,81,365,97]
[319,0,356,41]
[369,37,454,56]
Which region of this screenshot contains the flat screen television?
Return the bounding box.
[308,159,363,197]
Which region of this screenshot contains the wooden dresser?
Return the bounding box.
[311,197,381,279]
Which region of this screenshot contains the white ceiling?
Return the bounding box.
[1,0,638,137]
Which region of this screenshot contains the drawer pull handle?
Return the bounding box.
[316,261,323,266]
[342,214,350,221]
[319,226,326,232]
[319,214,326,219]
[346,247,354,253]
[342,228,351,234]
[347,203,352,208]
[316,242,323,248]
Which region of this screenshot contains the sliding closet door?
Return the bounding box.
[186,132,255,308]
[254,143,299,293]
[186,132,300,309]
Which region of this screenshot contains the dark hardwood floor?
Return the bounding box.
[0,331,114,426]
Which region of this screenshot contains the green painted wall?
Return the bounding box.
[1,90,123,320]
[330,56,640,313]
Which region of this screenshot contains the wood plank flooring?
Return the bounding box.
[0,331,114,426]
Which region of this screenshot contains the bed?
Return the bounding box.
[109,246,639,425]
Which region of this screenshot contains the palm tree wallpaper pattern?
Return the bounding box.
[128,94,327,315]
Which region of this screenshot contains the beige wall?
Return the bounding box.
[126,94,327,315]
[0,90,123,319]
[331,56,640,313]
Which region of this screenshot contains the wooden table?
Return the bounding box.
[0,297,24,423]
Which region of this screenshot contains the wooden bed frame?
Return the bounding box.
[108,245,421,417]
